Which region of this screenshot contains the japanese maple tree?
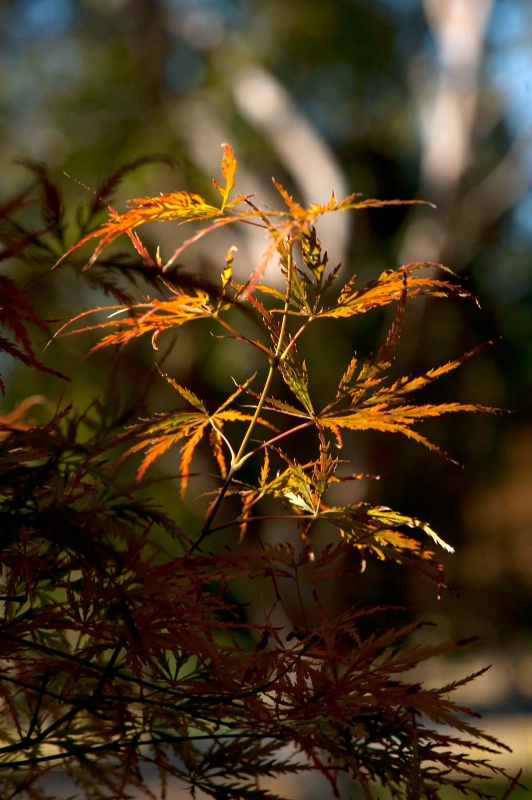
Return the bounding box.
[0,146,519,799]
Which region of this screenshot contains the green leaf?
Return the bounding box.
[277,350,314,415]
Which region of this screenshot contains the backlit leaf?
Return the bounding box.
[272,178,305,215]
[126,378,273,494]
[55,191,221,270]
[278,348,314,415]
[218,143,238,211]
[319,401,493,464]
[160,374,207,413]
[366,506,454,553]
[53,290,215,352]
[317,502,450,568]
[323,263,470,320]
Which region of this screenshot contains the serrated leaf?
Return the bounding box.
[366,506,454,553]
[216,373,258,413]
[0,275,67,388]
[317,503,448,571]
[288,261,311,313]
[312,433,338,498]
[272,179,305,214]
[299,227,341,308]
[376,341,497,400]
[320,263,470,320]
[259,449,270,488]
[252,456,321,518]
[301,226,328,281]
[283,490,315,513]
[54,290,216,352]
[161,375,207,412]
[278,352,314,415]
[55,191,221,270]
[374,266,407,364]
[221,246,236,291]
[319,401,493,464]
[125,379,273,494]
[219,142,237,211]
[259,394,311,419]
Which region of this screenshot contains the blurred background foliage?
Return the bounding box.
[1,0,532,719]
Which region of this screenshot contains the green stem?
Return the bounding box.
[196,240,294,545]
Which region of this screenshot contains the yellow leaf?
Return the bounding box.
[161,376,207,412]
[367,507,454,553]
[259,449,270,488]
[283,491,316,514]
[222,246,236,290]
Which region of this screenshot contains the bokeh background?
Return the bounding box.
[1,0,532,788]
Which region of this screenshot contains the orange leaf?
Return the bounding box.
[179,422,208,496]
[54,191,220,270]
[220,142,237,209]
[272,179,304,215]
[212,143,238,212]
